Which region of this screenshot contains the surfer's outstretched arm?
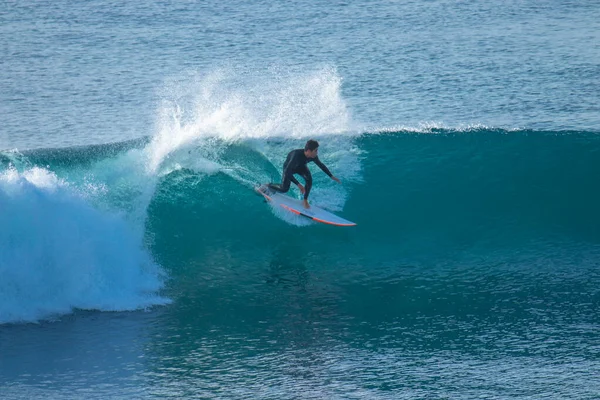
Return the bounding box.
[314,157,341,183]
[313,156,332,177]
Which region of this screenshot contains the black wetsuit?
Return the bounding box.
[268,149,333,200]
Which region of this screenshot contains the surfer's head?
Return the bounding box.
[304,140,319,158]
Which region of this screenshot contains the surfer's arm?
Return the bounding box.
[313,157,333,177]
[314,157,341,183]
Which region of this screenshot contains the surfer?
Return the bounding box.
[267,140,341,209]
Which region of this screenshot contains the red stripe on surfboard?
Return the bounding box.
[311,217,356,227]
[259,186,356,227]
[256,186,273,201]
[280,204,301,215]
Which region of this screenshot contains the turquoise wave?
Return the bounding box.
[2,128,600,323]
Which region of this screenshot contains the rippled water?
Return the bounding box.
[2,0,600,398]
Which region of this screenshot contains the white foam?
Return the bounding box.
[365,122,518,134]
[0,167,169,324]
[145,66,357,174]
[142,66,362,226]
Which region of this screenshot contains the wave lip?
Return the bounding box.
[0,167,169,324]
[147,66,355,173]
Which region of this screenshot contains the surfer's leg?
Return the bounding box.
[298,167,312,199]
[267,174,292,193]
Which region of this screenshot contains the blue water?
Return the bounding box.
[2,1,600,398]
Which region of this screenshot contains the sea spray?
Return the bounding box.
[145,66,362,222]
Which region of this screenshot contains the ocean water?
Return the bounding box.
[1,0,600,398]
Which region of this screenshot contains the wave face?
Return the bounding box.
[3,127,600,322]
[1,67,600,324]
[144,126,600,249]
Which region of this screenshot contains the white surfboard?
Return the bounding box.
[256,185,356,227]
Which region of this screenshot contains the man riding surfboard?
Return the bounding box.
[267,140,341,209]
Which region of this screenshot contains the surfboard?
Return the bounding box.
[256,184,356,227]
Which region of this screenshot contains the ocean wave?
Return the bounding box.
[0,167,169,324]
[3,66,600,324]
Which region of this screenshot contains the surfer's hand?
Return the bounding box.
[297,184,305,194]
[332,176,341,183]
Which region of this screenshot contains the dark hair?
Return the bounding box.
[305,139,319,151]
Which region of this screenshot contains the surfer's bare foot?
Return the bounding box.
[303,199,310,209]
